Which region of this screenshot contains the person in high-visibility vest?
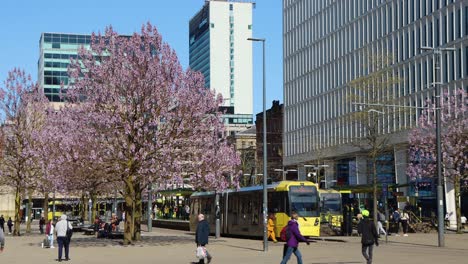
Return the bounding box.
[267,213,278,242]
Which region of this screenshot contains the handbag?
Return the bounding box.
[196,246,207,259]
[66,220,73,240]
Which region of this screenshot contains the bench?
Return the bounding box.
[82,228,95,235]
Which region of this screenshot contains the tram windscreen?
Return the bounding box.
[321,193,342,213]
[289,186,319,217]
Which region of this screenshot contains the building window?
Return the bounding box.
[210,23,214,28]
[229,4,233,11]
[52,43,60,49]
[248,25,252,30]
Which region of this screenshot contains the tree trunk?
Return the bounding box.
[454,175,462,234]
[26,189,33,233]
[123,178,135,245]
[80,194,87,222]
[43,192,49,221]
[90,192,97,222]
[13,187,21,236]
[373,156,378,230]
[133,182,142,241]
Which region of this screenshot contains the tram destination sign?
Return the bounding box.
[290,186,314,194]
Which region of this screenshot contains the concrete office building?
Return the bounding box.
[283,0,468,218]
[189,0,255,131]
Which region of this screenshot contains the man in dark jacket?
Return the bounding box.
[39,217,46,234]
[280,212,310,264]
[195,214,211,264]
[0,215,5,232]
[357,210,379,264]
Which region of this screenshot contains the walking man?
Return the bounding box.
[0,215,5,232]
[280,212,310,264]
[377,210,387,236]
[39,216,46,234]
[400,210,410,236]
[392,209,401,236]
[55,215,72,262]
[7,217,13,234]
[357,210,379,264]
[195,214,212,264]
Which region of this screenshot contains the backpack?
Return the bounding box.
[393,211,400,222]
[280,225,291,241]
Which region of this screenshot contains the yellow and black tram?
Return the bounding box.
[318,189,343,231]
[189,181,321,238]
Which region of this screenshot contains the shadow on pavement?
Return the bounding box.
[308,262,362,264]
[25,235,197,248]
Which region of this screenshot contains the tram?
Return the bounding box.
[189,181,321,238]
[318,189,343,231]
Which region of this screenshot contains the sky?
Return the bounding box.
[0,0,283,116]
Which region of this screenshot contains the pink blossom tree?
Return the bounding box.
[34,104,118,221]
[0,68,49,235]
[407,89,468,233]
[66,23,239,244]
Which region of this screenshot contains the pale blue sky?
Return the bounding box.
[0,0,283,115]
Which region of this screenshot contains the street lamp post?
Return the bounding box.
[88,198,92,224]
[420,46,455,248]
[148,184,153,232]
[247,37,268,252]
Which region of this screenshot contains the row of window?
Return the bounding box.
[43,33,92,45]
[285,43,468,108]
[44,76,69,85]
[285,0,462,57]
[44,53,79,60]
[44,61,69,69]
[285,5,468,82]
[284,81,467,156]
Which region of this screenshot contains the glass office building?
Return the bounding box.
[38,33,92,102]
[283,0,468,192]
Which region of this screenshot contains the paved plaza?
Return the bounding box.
[1,225,468,264]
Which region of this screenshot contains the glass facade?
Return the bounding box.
[39,33,91,102]
[189,4,211,88]
[283,0,468,162]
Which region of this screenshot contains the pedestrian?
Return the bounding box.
[377,210,387,236]
[400,210,410,236]
[357,210,379,264]
[0,224,5,253]
[46,219,55,248]
[0,215,4,232]
[185,204,191,220]
[195,214,212,264]
[7,217,13,235]
[55,215,73,262]
[280,211,310,264]
[392,209,401,236]
[39,216,46,234]
[267,213,278,242]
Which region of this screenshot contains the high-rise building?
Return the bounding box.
[189,0,255,126]
[38,33,92,103]
[283,1,468,209]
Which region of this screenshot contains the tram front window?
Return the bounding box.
[289,186,319,217]
[323,199,341,213]
[321,193,342,213]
